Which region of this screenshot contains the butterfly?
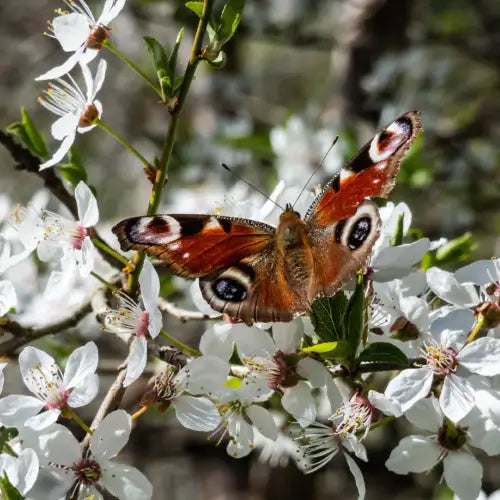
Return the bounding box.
[113,111,422,325]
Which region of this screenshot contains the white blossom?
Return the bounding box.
[38,60,106,169]
[36,0,125,80]
[0,342,98,429]
[0,448,39,497]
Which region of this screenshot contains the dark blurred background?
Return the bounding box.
[1,0,500,498]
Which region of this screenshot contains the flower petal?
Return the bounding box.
[455,260,499,286]
[232,324,275,358]
[123,337,148,387]
[39,133,76,170]
[99,0,127,25]
[443,452,482,500]
[368,390,402,417]
[0,281,17,317]
[67,373,99,407]
[272,320,303,354]
[199,322,234,360]
[35,45,86,81]
[344,452,366,500]
[90,409,131,460]
[373,238,430,270]
[427,267,478,307]
[101,461,153,500]
[440,374,475,422]
[13,448,39,495]
[459,338,500,376]
[63,341,98,390]
[174,395,220,431]
[75,181,99,227]
[404,397,442,432]
[282,382,316,428]
[247,404,278,441]
[296,358,327,388]
[52,13,90,51]
[384,368,433,412]
[386,435,442,473]
[181,355,228,395]
[19,346,59,394]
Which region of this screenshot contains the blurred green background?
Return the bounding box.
[1,0,500,498]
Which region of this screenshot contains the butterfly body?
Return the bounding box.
[113,111,422,324]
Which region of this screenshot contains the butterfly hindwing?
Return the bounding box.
[112,214,274,278]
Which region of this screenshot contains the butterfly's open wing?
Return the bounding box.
[306,111,422,296]
[112,214,275,278]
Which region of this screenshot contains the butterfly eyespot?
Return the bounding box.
[348,217,371,250]
[213,278,248,302]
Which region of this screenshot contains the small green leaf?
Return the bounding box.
[144,36,170,97]
[302,341,338,354]
[345,273,365,351]
[0,427,18,452]
[216,0,245,44]
[435,232,476,265]
[224,376,242,388]
[60,147,88,187]
[168,27,184,79]
[0,475,23,500]
[357,342,409,367]
[319,340,354,363]
[310,291,348,342]
[7,108,49,160]
[390,213,405,246]
[185,1,204,18]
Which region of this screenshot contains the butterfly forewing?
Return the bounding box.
[306,111,422,226]
[112,214,274,278]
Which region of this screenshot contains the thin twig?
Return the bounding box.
[158,298,218,322]
[0,300,93,356]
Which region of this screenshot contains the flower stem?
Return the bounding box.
[131,405,150,420]
[367,415,395,433]
[91,271,118,292]
[466,315,486,344]
[2,442,18,458]
[127,0,215,292]
[92,237,130,267]
[67,407,93,435]
[103,40,162,97]
[160,329,200,357]
[97,120,152,168]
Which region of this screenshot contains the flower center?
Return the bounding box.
[85,24,110,50]
[79,104,99,126]
[242,351,288,390]
[136,311,150,338]
[44,385,71,410]
[71,457,102,485]
[330,393,374,436]
[72,223,88,249]
[153,365,179,403]
[422,344,458,375]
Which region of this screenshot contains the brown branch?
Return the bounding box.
[0,130,78,218]
[0,130,124,270]
[0,300,93,356]
[158,298,218,322]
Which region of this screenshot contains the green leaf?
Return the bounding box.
[0,427,18,452]
[60,146,88,187]
[345,273,365,352]
[216,0,245,44]
[144,36,170,97]
[224,376,242,388]
[302,342,338,354]
[168,28,184,80]
[185,1,204,18]
[390,213,405,246]
[357,342,409,367]
[7,108,49,160]
[318,340,354,363]
[310,291,348,342]
[0,475,23,500]
[435,232,476,265]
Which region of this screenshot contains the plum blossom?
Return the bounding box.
[103,258,162,387]
[12,181,99,277]
[36,0,125,80]
[0,342,98,429]
[29,410,152,500]
[0,448,39,497]
[38,60,106,169]
[143,356,228,431]
[385,320,500,422]
[386,397,484,500]
[296,421,367,498]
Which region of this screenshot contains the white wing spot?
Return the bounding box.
[182,252,190,259]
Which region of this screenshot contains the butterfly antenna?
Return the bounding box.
[221,163,286,211]
[292,136,339,209]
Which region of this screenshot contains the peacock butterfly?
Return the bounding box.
[113,111,422,325]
